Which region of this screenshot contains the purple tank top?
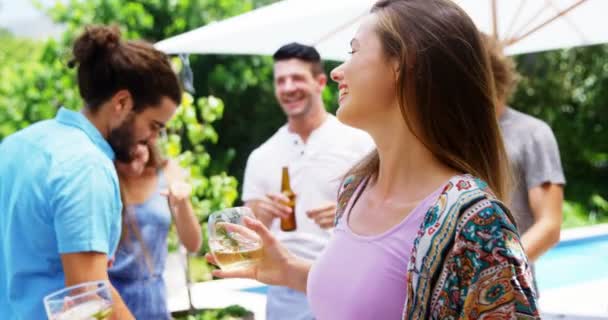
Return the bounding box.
[307,178,442,320]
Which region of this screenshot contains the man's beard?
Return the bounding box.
[108,113,138,163]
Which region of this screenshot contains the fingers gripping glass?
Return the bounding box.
[43,280,113,320]
[208,207,263,271]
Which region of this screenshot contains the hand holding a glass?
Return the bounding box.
[44,280,113,320]
[206,207,310,292]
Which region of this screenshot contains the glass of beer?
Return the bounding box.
[43,280,112,320]
[208,207,263,271]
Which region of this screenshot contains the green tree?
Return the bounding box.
[0,0,281,254]
[41,0,282,201]
[0,30,47,137]
[3,0,607,233]
[512,44,608,226]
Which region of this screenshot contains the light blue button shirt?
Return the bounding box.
[0,108,122,319]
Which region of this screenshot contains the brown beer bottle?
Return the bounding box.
[280,166,297,232]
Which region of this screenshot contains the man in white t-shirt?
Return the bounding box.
[242,43,374,320]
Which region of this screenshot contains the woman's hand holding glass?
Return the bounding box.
[206,208,308,290]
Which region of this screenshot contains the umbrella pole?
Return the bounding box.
[185,251,195,314]
[492,0,499,38]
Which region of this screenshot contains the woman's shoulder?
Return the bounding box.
[439,175,520,244]
[441,175,505,212]
[430,174,517,231]
[442,174,495,202]
[422,176,538,318]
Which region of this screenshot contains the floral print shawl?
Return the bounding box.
[335,174,539,319]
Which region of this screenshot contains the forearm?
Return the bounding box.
[173,200,202,252]
[524,184,564,262]
[61,252,134,319]
[110,285,134,320]
[521,218,561,262]
[285,257,313,293]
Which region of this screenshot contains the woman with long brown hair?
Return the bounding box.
[109,142,201,319]
[208,0,538,318]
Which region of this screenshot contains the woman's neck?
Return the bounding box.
[368,113,460,203]
[118,167,158,204]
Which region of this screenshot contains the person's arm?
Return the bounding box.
[285,257,312,293]
[61,252,134,320]
[307,202,337,229]
[50,163,134,319]
[163,160,202,253]
[245,200,275,227]
[521,183,563,262]
[519,123,566,261]
[245,194,292,228]
[241,151,291,228]
[206,217,312,293]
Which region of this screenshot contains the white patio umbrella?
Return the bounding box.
[155,0,607,60]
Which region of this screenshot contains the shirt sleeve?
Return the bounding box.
[241,151,266,202]
[49,162,121,256]
[447,200,540,318]
[522,123,566,190]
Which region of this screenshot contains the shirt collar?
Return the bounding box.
[55,107,115,160]
[285,114,336,142]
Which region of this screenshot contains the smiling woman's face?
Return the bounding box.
[330,13,398,131]
[116,143,150,177]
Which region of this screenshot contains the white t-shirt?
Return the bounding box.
[242,115,374,261]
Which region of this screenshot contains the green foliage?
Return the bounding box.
[562,198,608,229]
[562,200,588,228]
[2,1,608,241]
[0,0,289,256]
[173,305,252,320]
[188,255,213,282]
[36,2,282,235]
[36,0,277,41]
[0,31,60,137]
[161,90,238,222]
[512,45,608,224]
[0,29,41,66]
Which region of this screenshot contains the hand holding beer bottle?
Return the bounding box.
[244,167,297,230]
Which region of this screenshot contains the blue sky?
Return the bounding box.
[0,0,63,38]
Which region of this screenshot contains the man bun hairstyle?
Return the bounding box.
[69,24,182,112]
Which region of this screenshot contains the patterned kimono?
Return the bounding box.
[335,174,539,319]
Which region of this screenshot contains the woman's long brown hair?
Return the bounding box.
[349,0,511,201]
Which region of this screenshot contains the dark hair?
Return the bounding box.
[349,0,511,200]
[482,34,520,104]
[69,24,182,112]
[273,42,324,76]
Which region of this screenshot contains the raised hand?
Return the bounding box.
[307,202,337,229]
